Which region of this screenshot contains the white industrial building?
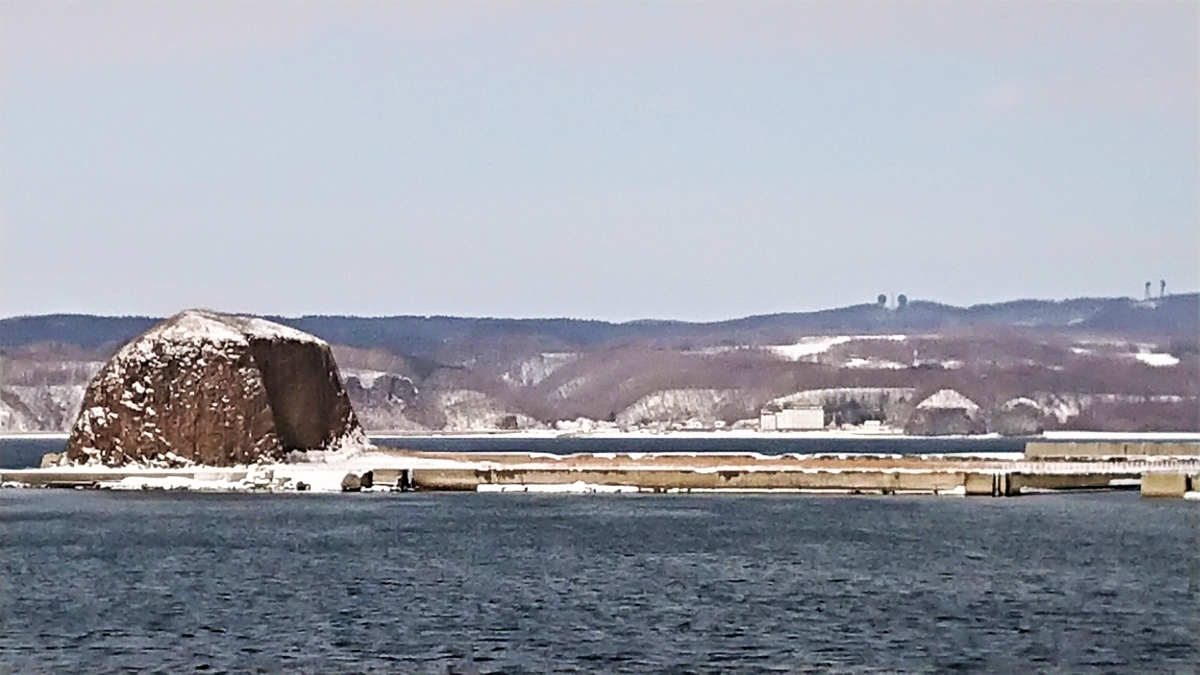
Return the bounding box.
[760,406,825,431]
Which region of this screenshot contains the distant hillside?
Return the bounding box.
[0,315,159,352]
[3,294,1196,435]
[2,294,1196,357]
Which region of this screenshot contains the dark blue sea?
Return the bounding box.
[4,435,1198,672]
[2,489,1198,673]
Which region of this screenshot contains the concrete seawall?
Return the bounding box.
[406,467,1169,496]
[6,443,1200,497]
[1025,441,1200,458]
[411,467,973,494]
[1140,473,1194,498]
[389,446,1199,496]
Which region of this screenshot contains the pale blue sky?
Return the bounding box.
[2,1,1196,320]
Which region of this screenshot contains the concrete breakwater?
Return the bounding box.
[411,465,1007,495]
[5,443,1200,498]
[398,451,1198,497]
[1025,441,1200,458]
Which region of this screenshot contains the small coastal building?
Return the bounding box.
[760,406,825,431]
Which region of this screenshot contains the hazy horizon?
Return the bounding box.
[3,1,1197,321]
[1,290,1195,324]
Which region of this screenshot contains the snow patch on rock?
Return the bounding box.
[341,369,390,389]
[916,389,980,411]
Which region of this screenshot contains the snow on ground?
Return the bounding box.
[340,369,391,388]
[1031,391,1193,424]
[437,390,508,430]
[368,428,933,441]
[615,389,750,427]
[1071,341,1179,368]
[765,335,906,362]
[502,353,579,387]
[1134,351,1180,367]
[768,387,915,411]
[844,358,908,370]
[554,418,619,434]
[1042,430,1200,441]
[7,450,480,493]
[551,376,589,399]
[0,385,88,433]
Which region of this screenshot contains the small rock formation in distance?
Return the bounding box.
[903,389,986,436]
[65,310,367,467]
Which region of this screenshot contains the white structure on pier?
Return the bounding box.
[760,406,825,431]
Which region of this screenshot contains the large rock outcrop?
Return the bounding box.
[65,310,365,466]
[989,397,1045,436]
[904,389,986,436]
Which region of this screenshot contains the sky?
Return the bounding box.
[1,1,1196,321]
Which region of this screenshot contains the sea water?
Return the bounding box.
[2,490,1197,673]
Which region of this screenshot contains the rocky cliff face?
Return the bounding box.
[64,311,365,466]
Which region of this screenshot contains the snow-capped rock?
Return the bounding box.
[906,389,985,435]
[65,310,366,467]
[915,389,981,412]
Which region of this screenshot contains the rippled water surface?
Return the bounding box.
[2,491,1198,673]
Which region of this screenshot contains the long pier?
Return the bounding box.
[391,449,1199,497]
[4,441,1198,498]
